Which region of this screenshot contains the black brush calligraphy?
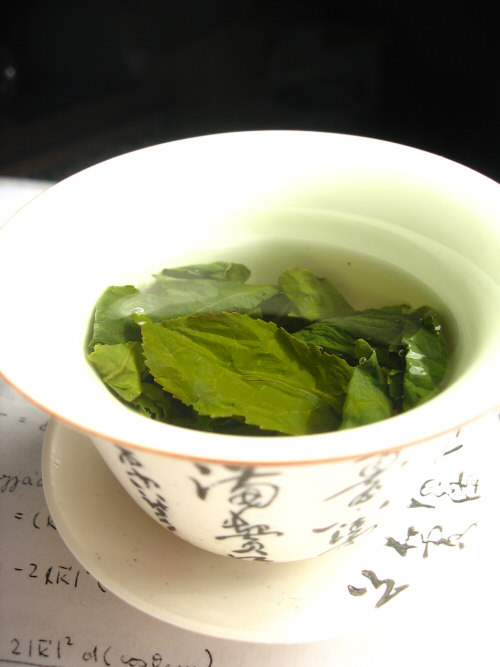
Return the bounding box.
[348,570,409,607]
[191,464,283,560]
[409,472,480,509]
[385,522,478,558]
[117,447,176,531]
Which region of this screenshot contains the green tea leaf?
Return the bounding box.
[258,291,309,332]
[132,380,215,430]
[141,313,353,435]
[292,307,410,365]
[131,381,172,420]
[87,260,449,436]
[295,306,408,347]
[128,278,279,321]
[387,367,405,403]
[158,261,251,282]
[402,309,448,409]
[293,321,359,361]
[340,340,393,429]
[279,267,355,320]
[89,285,142,348]
[89,342,145,401]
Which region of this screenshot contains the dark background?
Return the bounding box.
[1,1,498,182]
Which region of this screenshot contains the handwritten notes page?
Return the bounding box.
[1,179,500,666]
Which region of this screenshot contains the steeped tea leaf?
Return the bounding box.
[89,275,279,351]
[293,320,359,362]
[132,380,216,430]
[131,381,173,420]
[89,341,145,401]
[158,261,251,282]
[141,313,353,435]
[293,306,410,360]
[87,260,449,436]
[402,308,448,409]
[279,267,355,320]
[340,340,393,429]
[89,285,142,348]
[125,278,279,321]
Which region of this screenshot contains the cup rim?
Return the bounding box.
[3,364,498,466]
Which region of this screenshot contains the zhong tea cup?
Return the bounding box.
[1,131,499,561]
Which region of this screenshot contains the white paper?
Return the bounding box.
[1,178,499,666]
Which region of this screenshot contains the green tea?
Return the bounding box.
[87,252,449,436]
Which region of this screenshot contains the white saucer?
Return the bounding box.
[42,417,493,644]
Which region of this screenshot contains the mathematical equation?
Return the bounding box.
[12,561,106,593]
[3,636,213,667]
[0,471,43,494]
[13,508,56,530]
